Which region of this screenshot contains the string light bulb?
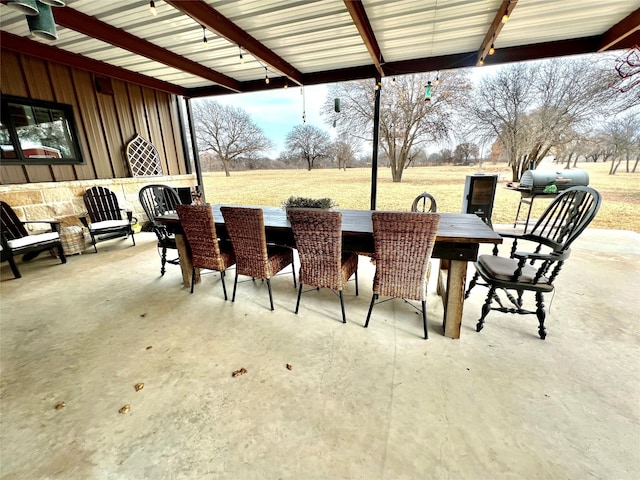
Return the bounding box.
[479,58,485,66]
[202,25,208,48]
[435,73,440,86]
[239,46,244,64]
[264,67,269,84]
[392,77,396,86]
[502,10,509,23]
[489,44,495,55]
[283,80,289,89]
[149,0,157,16]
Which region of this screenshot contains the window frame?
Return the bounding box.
[0,94,85,166]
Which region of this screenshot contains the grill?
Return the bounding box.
[513,169,590,232]
[518,169,589,196]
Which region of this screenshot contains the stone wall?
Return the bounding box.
[0,175,196,233]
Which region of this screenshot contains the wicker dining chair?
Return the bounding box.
[411,192,438,213]
[176,204,236,299]
[365,211,441,339]
[220,206,296,311]
[139,184,182,275]
[288,208,358,323]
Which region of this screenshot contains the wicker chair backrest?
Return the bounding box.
[176,204,225,271]
[372,211,440,301]
[220,206,270,278]
[288,208,343,289]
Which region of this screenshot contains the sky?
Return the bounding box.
[209,84,330,157]
[208,65,501,158]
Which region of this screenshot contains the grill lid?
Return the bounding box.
[519,169,589,193]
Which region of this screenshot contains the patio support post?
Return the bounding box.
[184,97,205,203]
[370,75,382,211]
[176,95,192,175]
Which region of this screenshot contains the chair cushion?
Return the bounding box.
[478,254,549,284]
[88,220,130,231]
[6,232,60,249]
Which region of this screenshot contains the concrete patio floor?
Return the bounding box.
[1,227,638,479]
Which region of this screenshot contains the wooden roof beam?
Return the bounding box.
[344,0,385,77]
[0,32,188,96]
[598,8,640,51]
[53,7,241,92]
[165,0,304,86]
[477,0,518,66]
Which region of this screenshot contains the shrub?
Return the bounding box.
[282,196,336,209]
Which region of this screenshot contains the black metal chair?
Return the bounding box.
[465,186,602,339]
[1,201,66,279]
[411,192,438,213]
[138,184,183,275]
[80,186,136,253]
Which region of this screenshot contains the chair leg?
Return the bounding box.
[57,245,67,264]
[266,278,274,311]
[477,286,496,332]
[364,294,378,328]
[232,271,239,302]
[131,230,136,246]
[160,246,167,276]
[220,270,228,301]
[291,254,297,288]
[190,267,196,294]
[465,271,480,299]
[421,300,428,340]
[354,269,359,296]
[90,233,98,253]
[339,290,346,324]
[535,292,547,340]
[295,283,303,314]
[7,254,21,279]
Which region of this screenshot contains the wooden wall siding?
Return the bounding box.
[0,50,187,185]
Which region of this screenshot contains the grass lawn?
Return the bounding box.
[202,161,640,232]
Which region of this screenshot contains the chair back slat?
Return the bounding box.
[372,212,440,301]
[176,204,225,271]
[288,208,343,289]
[0,201,28,241]
[139,185,181,223]
[84,186,123,222]
[220,206,270,278]
[529,186,601,253]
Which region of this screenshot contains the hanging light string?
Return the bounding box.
[149,1,157,16]
[201,25,208,47]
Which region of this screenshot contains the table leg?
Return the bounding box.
[442,259,468,339]
[174,233,200,288]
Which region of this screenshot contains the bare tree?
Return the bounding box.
[466,56,630,181]
[285,124,332,171]
[322,71,472,182]
[193,99,273,177]
[453,142,479,165]
[331,133,359,170]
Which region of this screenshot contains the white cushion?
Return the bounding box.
[6,232,60,249]
[89,220,130,231]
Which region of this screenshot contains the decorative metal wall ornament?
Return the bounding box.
[5,0,39,15]
[126,134,164,177]
[27,2,57,40]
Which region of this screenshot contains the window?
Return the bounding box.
[0,95,84,165]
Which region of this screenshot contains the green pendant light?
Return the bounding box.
[6,0,39,15]
[26,2,58,40]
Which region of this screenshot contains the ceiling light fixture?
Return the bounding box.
[202,25,208,47]
[149,0,157,17]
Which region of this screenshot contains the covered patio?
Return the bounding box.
[1,226,638,478]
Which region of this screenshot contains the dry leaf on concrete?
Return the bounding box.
[119,405,131,414]
[286,364,293,370]
[135,383,144,392]
[232,367,247,377]
[54,402,66,410]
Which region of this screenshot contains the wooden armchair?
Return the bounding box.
[1,201,66,279]
[465,186,602,339]
[80,186,135,253]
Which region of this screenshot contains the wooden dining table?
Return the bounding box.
[157,205,502,339]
